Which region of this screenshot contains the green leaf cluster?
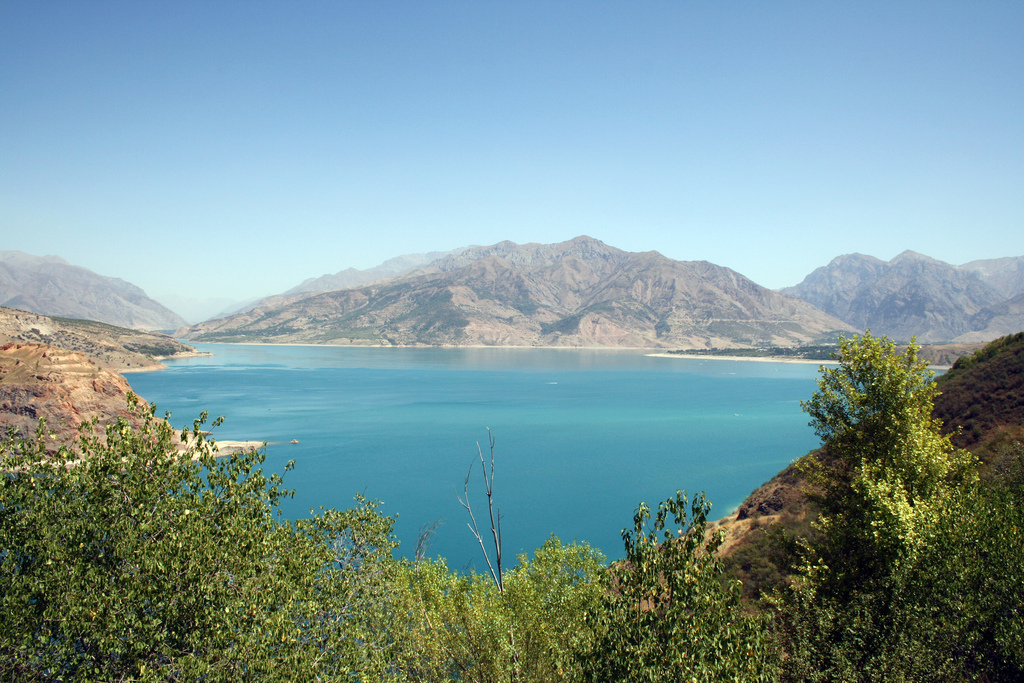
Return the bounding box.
[390,537,606,681]
[585,490,778,682]
[0,397,400,681]
[776,332,1024,681]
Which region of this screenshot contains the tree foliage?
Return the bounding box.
[392,537,606,682]
[797,331,977,596]
[585,490,778,682]
[777,332,1024,682]
[0,396,399,681]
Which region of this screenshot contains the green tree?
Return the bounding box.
[796,331,976,598]
[0,397,400,681]
[776,332,1024,682]
[586,490,778,682]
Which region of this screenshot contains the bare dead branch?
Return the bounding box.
[457,428,504,592]
[414,519,444,565]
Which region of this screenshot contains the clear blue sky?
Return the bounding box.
[2,1,1022,307]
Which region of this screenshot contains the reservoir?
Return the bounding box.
[127,344,825,567]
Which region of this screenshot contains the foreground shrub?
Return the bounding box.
[0,397,399,681]
[776,333,1024,682]
[394,537,605,681]
[585,490,779,682]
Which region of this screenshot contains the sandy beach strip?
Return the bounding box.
[645,352,840,365]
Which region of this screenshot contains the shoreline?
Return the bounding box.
[122,350,214,374]
[154,351,214,360]
[645,352,841,365]
[178,438,268,459]
[190,340,663,351]
[646,352,951,370]
[172,342,953,369]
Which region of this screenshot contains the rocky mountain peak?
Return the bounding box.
[179,237,851,348]
[428,235,628,274]
[783,250,1018,343]
[890,249,941,264]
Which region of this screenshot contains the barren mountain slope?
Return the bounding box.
[783,251,1007,343]
[0,251,187,331]
[180,236,853,348]
[959,256,1024,300]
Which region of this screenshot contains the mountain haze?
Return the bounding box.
[283,247,472,296]
[180,236,852,348]
[959,256,1024,300]
[0,251,187,331]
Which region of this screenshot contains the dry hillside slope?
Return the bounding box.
[0,306,203,372]
[0,251,187,331]
[181,236,853,348]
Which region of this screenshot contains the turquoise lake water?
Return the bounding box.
[126,345,826,567]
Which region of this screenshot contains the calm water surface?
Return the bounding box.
[127,345,825,566]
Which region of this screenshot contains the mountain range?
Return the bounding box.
[781,251,1024,343]
[3,241,1023,347]
[282,247,472,297]
[0,251,187,331]
[179,236,852,348]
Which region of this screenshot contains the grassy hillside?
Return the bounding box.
[933,332,1024,445]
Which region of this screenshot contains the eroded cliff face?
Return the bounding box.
[0,342,141,444]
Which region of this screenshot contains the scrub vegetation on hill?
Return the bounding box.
[0,306,200,371]
[933,331,1024,451]
[1,334,1022,681]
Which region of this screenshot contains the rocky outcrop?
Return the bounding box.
[0,251,187,331]
[0,342,142,444]
[180,236,853,348]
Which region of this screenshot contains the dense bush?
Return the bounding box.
[0,397,400,681]
[584,490,778,682]
[776,332,1024,682]
[1,399,774,681]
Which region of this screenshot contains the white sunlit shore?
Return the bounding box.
[645,352,840,365]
